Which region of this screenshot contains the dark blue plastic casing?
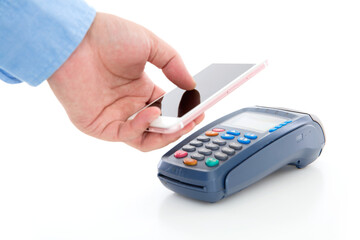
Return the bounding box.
[157,106,325,203]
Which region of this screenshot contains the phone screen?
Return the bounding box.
[149,64,255,117]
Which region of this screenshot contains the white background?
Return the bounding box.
[0,0,359,239]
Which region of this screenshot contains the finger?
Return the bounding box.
[138,121,197,152]
[134,112,205,151]
[147,32,195,90]
[118,107,160,141]
[147,85,165,104]
[193,113,205,125]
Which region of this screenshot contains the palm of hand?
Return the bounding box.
[48,13,203,151]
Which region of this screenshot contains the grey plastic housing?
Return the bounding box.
[157,106,325,203]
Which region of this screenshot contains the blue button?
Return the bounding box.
[284,120,292,124]
[221,134,235,140]
[226,130,240,136]
[275,124,283,129]
[269,128,277,132]
[237,137,250,144]
[244,133,257,140]
[279,122,287,126]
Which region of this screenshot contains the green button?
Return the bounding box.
[205,157,219,167]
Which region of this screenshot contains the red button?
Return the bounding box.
[174,150,188,158]
[212,128,225,132]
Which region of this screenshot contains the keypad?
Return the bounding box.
[214,152,228,161]
[191,153,205,161]
[205,131,219,136]
[198,148,212,156]
[268,120,293,133]
[226,130,240,136]
[221,147,235,155]
[205,143,219,150]
[212,139,226,146]
[174,150,188,158]
[269,127,277,132]
[183,158,197,166]
[174,127,258,168]
[212,128,225,132]
[197,136,210,142]
[221,134,235,140]
[182,145,196,152]
[229,142,243,150]
[205,158,219,167]
[190,140,203,147]
[237,137,251,144]
[244,133,257,140]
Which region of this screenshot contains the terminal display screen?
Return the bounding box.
[222,112,288,133]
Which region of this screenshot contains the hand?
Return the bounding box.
[48,13,204,151]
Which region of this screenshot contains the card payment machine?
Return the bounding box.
[157,106,325,202]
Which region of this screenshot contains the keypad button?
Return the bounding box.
[279,122,287,126]
[221,147,235,155]
[205,157,219,167]
[205,131,219,136]
[182,145,196,152]
[190,153,205,161]
[226,130,240,136]
[214,152,228,161]
[189,140,203,147]
[198,148,212,156]
[229,142,243,150]
[275,125,282,129]
[284,120,292,124]
[237,137,251,144]
[244,133,257,140]
[183,158,197,166]
[212,128,225,132]
[197,136,210,142]
[269,128,277,132]
[205,143,219,150]
[221,134,235,140]
[174,150,188,158]
[212,139,226,146]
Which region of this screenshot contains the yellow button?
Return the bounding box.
[183,158,197,166]
[205,131,219,136]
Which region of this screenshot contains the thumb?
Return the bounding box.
[119,107,161,141]
[147,31,196,90]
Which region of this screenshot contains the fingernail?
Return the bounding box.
[192,81,197,89]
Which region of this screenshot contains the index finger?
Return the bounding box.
[147,31,196,90]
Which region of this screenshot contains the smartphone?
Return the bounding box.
[130,61,268,133]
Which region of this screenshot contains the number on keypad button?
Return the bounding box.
[182,145,196,152]
[221,147,235,155]
[229,142,243,150]
[198,148,212,156]
[212,139,226,146]
[237,137,251,144]
[190,153,205,161]
[189,140,203,147]
[205,158,219,167]
[197,136,210,142]
[214,152,228,161]
[205,143,219,150]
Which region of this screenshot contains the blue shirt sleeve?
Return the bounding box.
[0,0,96,86]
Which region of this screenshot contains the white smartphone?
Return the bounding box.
[129,61,268,133]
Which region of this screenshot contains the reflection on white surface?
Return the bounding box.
[157,166,328,240]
